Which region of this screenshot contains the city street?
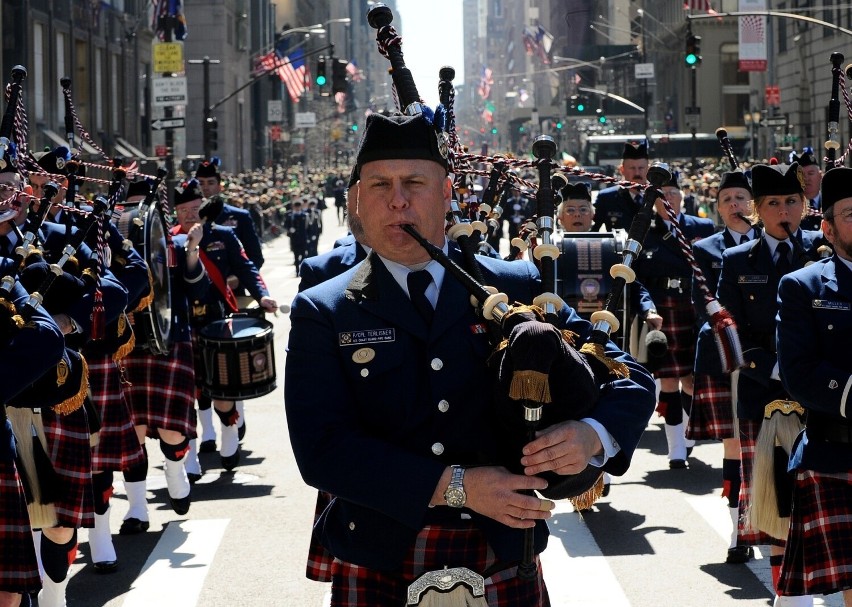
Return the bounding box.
[65,208,844,607]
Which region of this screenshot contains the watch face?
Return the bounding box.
[444,487,466,508]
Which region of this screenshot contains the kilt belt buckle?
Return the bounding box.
[406,566,487,606]
[763,399,805,419]
[666,277,683,293]
[192,304,207,317]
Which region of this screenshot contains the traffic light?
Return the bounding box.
[351,123,358,132]
[203,116,218,151]
[685,34,702,67]
[596,108,607,125]
[555,121,563,130]
[567,94,590,116]
[316,58,328,94]
[332,59,348,94]
[491,127,498,135]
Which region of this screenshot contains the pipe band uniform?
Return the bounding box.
[775,166,852,601]
[284,102,656,605]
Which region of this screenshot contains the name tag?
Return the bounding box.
[738,275,768,284]
[812,299,851,311]
[339,328,395,346]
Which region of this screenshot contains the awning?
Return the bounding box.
[115,137,149,159]
[40,128,99,156]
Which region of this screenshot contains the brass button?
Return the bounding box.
[827,324,834,330]
[360,368,369,377]
[438,399,449,412]
[749,295,755,300]
[749,362,756,369]
[348,522,355,531]
[431,442,444,455]
[431,358,444,371]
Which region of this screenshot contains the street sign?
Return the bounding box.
[765,85,781,107]
[151,117,186,131]
[152,76,188,107]
[294,112,317,128]
[762,117,787,127]
[684,106,701,115]
[153,42,184,73]
[268,100,283,122]
[635,63,655,79]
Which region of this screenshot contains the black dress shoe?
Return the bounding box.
[726,545,754,564]
[119,518,150,535]
[601,483,611,497]
[170,495,191,516]
[237,420,246,441]
[221,446,241,472]
[93,560,118,574]
[187,472,202,484]
[669,459,687,469]
[686,446,694,458]
[199,439,216,453]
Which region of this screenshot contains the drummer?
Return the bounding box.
[173,179,277,472]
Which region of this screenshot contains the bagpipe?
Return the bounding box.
[367,2,661,592]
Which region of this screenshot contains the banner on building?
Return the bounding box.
[738,0,767,72]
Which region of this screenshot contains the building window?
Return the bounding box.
[33,23,45,122]
[56,33,67,126]
[824,0,835,37]
[720,43,749,126]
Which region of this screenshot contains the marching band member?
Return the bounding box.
[790,148,823,231]
[633,172,715,468]
[592,142,649,232]
[119,180,210,533]
[285,111,656,605]
[689,169,759,563]
[557,183,594,232]
[776,166,852,606]
[174,179,276,472]
[716,162,822,607]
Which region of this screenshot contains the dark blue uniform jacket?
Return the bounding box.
[285,248,656,571]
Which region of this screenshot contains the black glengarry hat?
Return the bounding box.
[790,147,819,168]
[195,157,222,179]
[622,141,649,160]
[174,178,203,205]
[820,166,852,214]
[751,162,804,199]
[348,111,449,187]
[35,146,73,176]
[561,183,592,202]
[125,179,151,200]
[718,170,752,195]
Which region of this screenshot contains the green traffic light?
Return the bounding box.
[685,53,698,66]
[491,127,498,134]
[316,75,327,86]
[577,103,585,112]
[351,124,358,132]
[556,122,563,129]
[598,116,607,124]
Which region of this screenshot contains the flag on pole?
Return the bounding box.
[345,61,363,82]
[683,0,718,16]
[278,47,308,103]
[477,66,493,99]
[522,25,554,65]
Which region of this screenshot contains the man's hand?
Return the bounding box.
[52,313,74,335]
[259,295,278,313]
[431,466,554,529]
[186,223,203,250]
[645,311,663,331]
[520,420,602,477]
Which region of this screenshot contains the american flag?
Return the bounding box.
[346,61,363,82]
[683,0,718,15]
[477,66,493,100]
[253,48,309,102]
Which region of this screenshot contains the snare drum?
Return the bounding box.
[197,315,276,400]
[557,230,629,349]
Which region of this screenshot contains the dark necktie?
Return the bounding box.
[740,234,749,245]
[775,242,792,275]
[407,270,434,325]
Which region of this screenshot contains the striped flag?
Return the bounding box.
[278,47,308,103]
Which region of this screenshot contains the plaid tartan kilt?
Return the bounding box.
[329,525,550,607]
[306,490,334,582]
[687,372,735,441]
[0,426,40,593]
[41,405,95,529]
[88,355,144,472]
[779,468,852,597]
[122,341,197,439]
[655,295,697,379]
[737,417,781,547]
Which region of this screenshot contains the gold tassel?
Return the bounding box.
[578,342,630,378]
[570,472,605,511]
[51,355,90,415]
[560,329,579,346]
[508,370,552,403]
[131,271,156,313]
[113,330,136,362]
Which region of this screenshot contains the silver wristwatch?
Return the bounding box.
[443,465,467,508]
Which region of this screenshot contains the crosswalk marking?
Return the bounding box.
[121,519,229,607]
[542,501,631,606]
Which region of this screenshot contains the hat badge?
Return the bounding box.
[795,165,805,191]
[55,157,66,170]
